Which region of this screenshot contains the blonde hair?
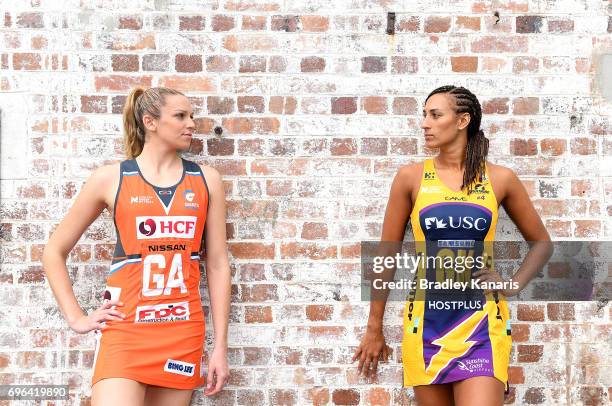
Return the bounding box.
[122,87,185,158]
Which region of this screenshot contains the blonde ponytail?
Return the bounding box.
[122,86,184,159]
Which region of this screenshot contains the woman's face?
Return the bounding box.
[420,93,470,149]
[145,94,195,151]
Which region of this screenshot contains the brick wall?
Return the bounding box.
[0,0,610,405]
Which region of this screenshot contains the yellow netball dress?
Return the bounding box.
[402,159,512,390]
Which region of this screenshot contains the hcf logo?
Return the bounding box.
[424,216,488,231]
[136,216,197,239]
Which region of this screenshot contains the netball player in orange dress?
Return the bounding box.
[353,86,552,406]
[43,87,231,405]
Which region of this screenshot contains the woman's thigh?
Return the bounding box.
[144,386,194,406]
[91,378,146,406]
[453,376,505,406]
[414,383,455,406]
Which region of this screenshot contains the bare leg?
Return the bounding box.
[453,376,505,406]
[414,384,455,406]
[92,378,146,406]
[144,386,194,406]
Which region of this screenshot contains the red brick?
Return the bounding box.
[194,118,214,135]
[513,56,539,73]
[472,36,528,53]
[511,323,530,342]
[230,243,274,259]
[361,138,387,155]
[207,96,234,114]
[301,56,325,72]
[175,54,202,72]
[239,55,266,72]
[540,138,566,156]
[425,16,451,33]
[361,97,387,114]
[95,75,152,92]
[207,138,234,155]
[158,76,214,92]
[81,96,107,113]
[142,54,170,71]
[269,55,287,72]
[396,16,420,32]
[574,220,600,237]
[368,388,391,406]
[516,16,543,33]
[361,56,386,73]
[118,16,142,30]
[243,347,272,365]
[179,15,205,31]
[547,303,575,321]
[390,138,417,155]
[306,305,333,321]
[301,15,329,32]
[242,15,267,30]
[269,96,296,114]
[244,306,272,323]
[274,347,302,365]
[306,388,330,406]
[4,12,12,27]
[223,117,279,134]
[512,97,539,114]
[517,344,543,362]
[270,389,297,405]
[111,54,138,72]
[271,15,298,32]
[455,16,481,31]
[213,14,235,31]
[225,1,280,11]
[392,97,417,115]
[301,222,328,240]
[281,243,337,260]
[16,12,44,28]
[237,96,264,113]
[570,137,596,155]
[331,97,357,114]
[517,304,545,321]
[241,284,278,302]
[391,56,418,74]
[548,18,574,33]
[332,389,360,405]
[451,56,478,72]
[331,138,357,155]
[13,53,42,70]
[482,98,509,114]
[206,55,235,72]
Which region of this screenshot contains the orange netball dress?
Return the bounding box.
[92,158,208,389]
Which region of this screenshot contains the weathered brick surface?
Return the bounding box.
[0,2,610,405]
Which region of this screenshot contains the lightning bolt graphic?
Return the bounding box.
[425,309,488,383]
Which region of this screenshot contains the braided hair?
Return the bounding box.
[425,85,489,192]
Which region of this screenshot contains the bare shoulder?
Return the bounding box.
[89,162,120,188]
[396,161,424,182]
[198,164,223,191]
[486,162,518,183]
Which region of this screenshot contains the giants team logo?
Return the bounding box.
[136,216,197,239]
[164,359,195,377]
[183,189,199,210]
[135,302,190,323]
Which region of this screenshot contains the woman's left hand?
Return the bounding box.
[472,269,521,297]
[204,347,230,396]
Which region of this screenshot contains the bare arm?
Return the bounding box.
[475,167,553,294]
[500,169,552,291]
[42,164,124,332]
[201,165,231,395]
[353,165,416,379]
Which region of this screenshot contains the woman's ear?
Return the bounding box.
[142,113,157,133]
[457,112,471,131]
